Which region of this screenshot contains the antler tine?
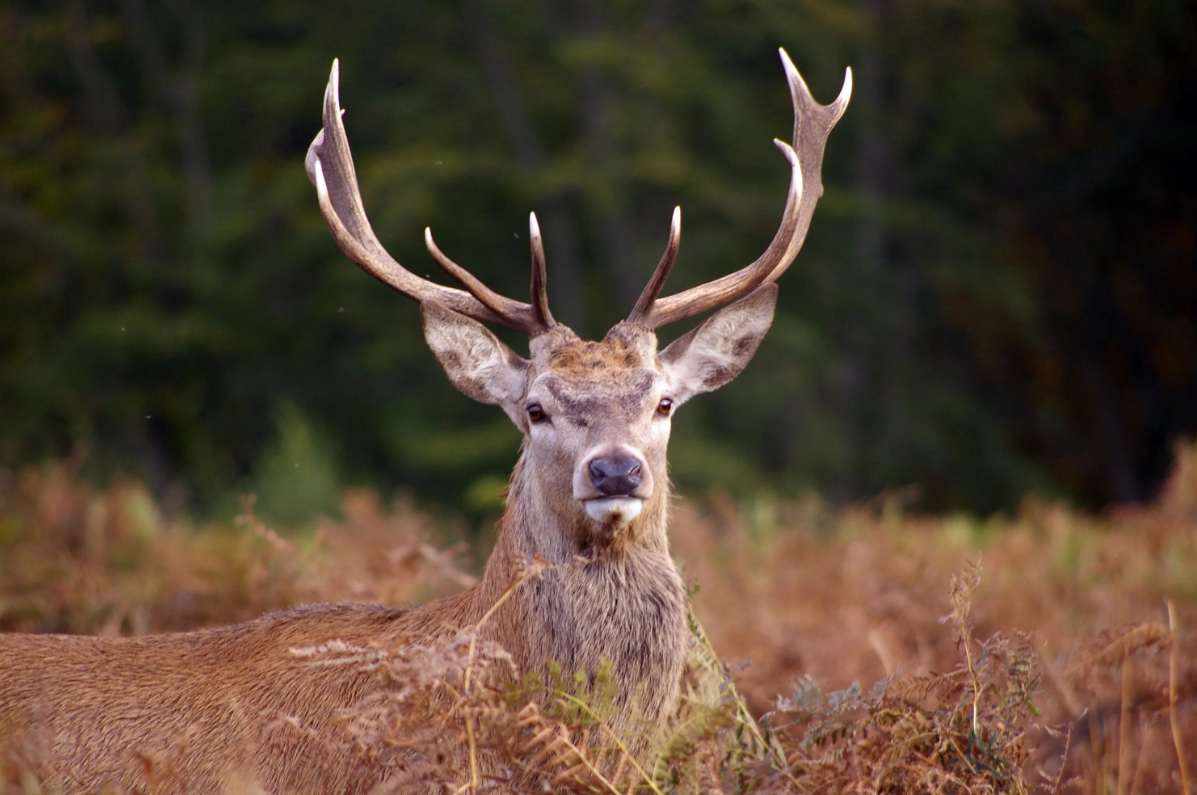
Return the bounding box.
[627,206,682,325]
[528,213,555,329]
[423,227,537,325]
[630,50,852,329]
[306,59,546,334]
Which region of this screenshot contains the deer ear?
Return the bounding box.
[422,301,529,422]
[657,284,777,404]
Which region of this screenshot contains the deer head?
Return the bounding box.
[305,51,851,557]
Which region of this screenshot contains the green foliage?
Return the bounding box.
[0,0,1193,516]
[511,657,623,728]
[250,401,342,529]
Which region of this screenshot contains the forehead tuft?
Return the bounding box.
[528,322,659,378]
[548,338,643,376]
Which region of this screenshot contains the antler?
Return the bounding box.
[305,59,553,334]
[627,49,852,329]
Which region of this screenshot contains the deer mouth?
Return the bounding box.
[583,496,644,525]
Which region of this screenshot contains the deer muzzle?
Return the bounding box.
[576,447,651,525]
[589,457,642,496]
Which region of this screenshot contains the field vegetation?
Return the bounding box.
[3,445,1195,793]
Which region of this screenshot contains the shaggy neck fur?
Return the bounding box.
[468,450,687,725]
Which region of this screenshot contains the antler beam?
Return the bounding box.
[627,49,852,329]
[305,60,552,334]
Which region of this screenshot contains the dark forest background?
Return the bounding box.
[1,0,1194,524]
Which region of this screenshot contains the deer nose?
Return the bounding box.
[588,456,643,497]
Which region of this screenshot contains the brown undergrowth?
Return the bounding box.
[3,444,1197,792]
[675,443,1197,794]
[277,557,1035,793]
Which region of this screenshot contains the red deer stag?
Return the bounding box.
[0,50,850,794]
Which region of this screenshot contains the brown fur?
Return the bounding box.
[0,288,777,793]
[548,335,644,376]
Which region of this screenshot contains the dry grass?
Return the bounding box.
[2,444,1196,793]
[675,442,1197,794]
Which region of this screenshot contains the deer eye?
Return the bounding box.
[656,398,674,417]
[527,404,548,423]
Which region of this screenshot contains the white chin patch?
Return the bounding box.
[584,497,643,525]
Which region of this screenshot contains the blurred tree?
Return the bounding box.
[251,401,341,528]
[0,0,1193,518]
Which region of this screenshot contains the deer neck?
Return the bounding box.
[470,450,687,721]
